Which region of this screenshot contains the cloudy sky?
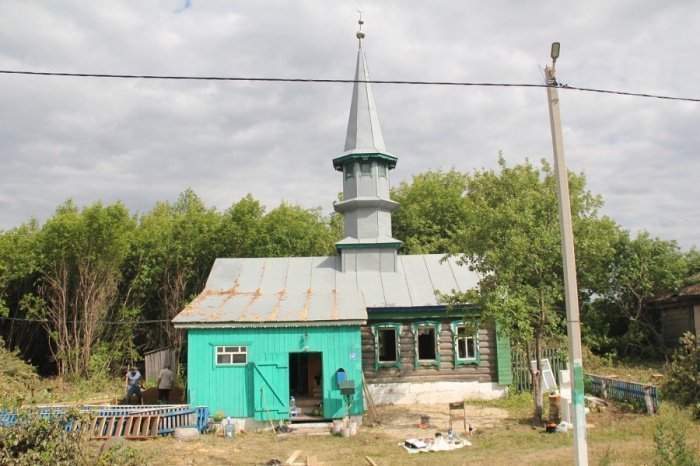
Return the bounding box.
[1,1,698,250]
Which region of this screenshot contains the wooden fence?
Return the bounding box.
[511,347,568,392]
[585,374,659,413]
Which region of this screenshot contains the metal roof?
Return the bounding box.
[173,254,480,328]
[342,36,391,159]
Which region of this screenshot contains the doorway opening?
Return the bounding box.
[289,352,323,420]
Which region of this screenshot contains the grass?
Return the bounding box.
[84,389,694,466]
[123,403,699,465]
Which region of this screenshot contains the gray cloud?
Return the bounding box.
[0,0,697,250]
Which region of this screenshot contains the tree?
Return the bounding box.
[33,200,134,378]
[217,194,266,258]
[592,231,689,358]
[0,221,43,359]
[128,189,221,354]
[391,169,470,254]
[443,155,616,423]
[248,202,339,257]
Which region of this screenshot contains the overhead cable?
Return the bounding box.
[0,69,698,103]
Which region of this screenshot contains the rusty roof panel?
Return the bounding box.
[173,254,480,326]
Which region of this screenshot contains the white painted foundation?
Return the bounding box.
[367,381,507,405]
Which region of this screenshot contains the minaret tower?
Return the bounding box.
[333,16,402,272]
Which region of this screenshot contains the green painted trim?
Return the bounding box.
[451,321,480,367]
[367,307,480,321]
[412,321,441,368]
[332,153,398,171]
[495,322,512,385]
[335,242,402,251]
[372,323,402,371]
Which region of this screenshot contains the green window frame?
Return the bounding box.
[215,345,248,366]
[452,321,480,366]
[378,163,388,178]
[372,323,402,371]
[413,321,440,368]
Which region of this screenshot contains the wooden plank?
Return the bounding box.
[285,450,303,465]
[365,456,378,466]
[115,416,125,437]
[124,417,134,438]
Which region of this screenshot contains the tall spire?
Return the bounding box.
[343,15,388,155]
[332,16,402,273]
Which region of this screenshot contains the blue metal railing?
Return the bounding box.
[0,404,210,435]
[585,374,659,413]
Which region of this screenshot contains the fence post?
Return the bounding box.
[643,386,654,414]
[601,379,608,399]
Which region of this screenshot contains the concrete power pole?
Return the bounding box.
[545,43,589,466]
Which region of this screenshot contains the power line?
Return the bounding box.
[0,316,172,326]
[0,69,698,103]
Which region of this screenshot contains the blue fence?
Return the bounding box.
[585,374,659,413]
[0,404,209,436]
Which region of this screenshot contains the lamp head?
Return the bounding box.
[551,42,560,64]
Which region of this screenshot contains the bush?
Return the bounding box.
[0,409,147,465]
[0,409,86,465]
[662,332,700,419]
[0,338,40,408]
[653,415,699,466]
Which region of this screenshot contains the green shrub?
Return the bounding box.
[0,409,147,465]
[662,332,700,419]
[653,416,699,466]
[0,409,86,465]
[0,338,40,408]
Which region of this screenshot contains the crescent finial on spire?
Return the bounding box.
[356,9,365,40]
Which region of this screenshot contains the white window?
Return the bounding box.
[215,346,247,365]
[452,322,480,366]
[344,164,354,180]
[378,163,387,178]
[456,326,477,361]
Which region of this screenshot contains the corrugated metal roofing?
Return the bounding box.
[173,254,480,328]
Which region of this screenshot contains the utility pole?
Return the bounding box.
[545,42,589,466]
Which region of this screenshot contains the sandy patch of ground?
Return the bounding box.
[371,402,509,439]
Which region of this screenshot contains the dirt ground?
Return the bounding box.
[112,400,699,465]
[370,402,509,439]
[130,402,516,465]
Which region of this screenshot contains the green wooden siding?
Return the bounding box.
[186,326,363,420]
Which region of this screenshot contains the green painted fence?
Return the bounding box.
[511,347,568,392]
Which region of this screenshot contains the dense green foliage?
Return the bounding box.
[0,191,340,378]
[1,158,697,382]
[653,412,699,466]
[437,156,618,420]
[0,337,40,408]
[662,333,700,419]
[0,409,145,465]
[0,410,86,465]
[391,169,469,254]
